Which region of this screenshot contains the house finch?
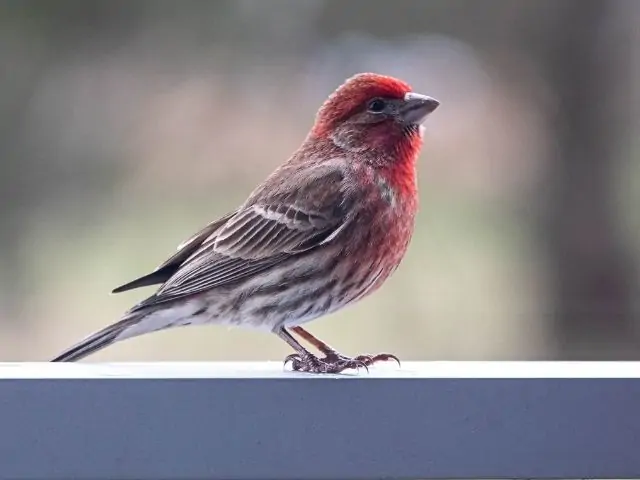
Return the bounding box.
[52,72,439,373]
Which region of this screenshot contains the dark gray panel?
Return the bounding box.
[0,367,638,479]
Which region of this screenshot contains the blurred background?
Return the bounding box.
[0,0,637,362]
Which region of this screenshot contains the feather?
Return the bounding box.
[123,161,353,311]
[111,211,237,293]
[51,316,140,362]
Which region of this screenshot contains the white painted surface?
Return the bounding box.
[1,361,639,379]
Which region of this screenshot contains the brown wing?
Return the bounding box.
[129,161,353,310]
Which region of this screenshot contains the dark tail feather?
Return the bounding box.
[111,268,176,294]
[51,317,138,362]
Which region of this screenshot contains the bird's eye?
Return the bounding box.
[367,98,386,113]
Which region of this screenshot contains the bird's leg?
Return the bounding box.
[276,327,367,374]
[290,326,339,355]
[276,327,338,373]
[291,326,400,369]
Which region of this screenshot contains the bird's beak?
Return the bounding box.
[401,92,439,125]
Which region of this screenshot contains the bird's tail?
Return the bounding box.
[51,316,140,362]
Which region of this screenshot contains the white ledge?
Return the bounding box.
[2,360,640,378]
[1,361,639,480]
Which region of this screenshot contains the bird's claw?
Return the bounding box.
[354,352,401,368]
[324,351,400,369]
[284,352,368,373]
[283,351,400,374]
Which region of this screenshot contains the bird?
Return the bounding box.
[51,72,439,373]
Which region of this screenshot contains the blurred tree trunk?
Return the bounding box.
[522,0,638,358]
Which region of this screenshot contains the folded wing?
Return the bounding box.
[123,162,353,311]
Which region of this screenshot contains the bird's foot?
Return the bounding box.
[284,351,368,373]
[324,351,401,368]
[284,350,400,374]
